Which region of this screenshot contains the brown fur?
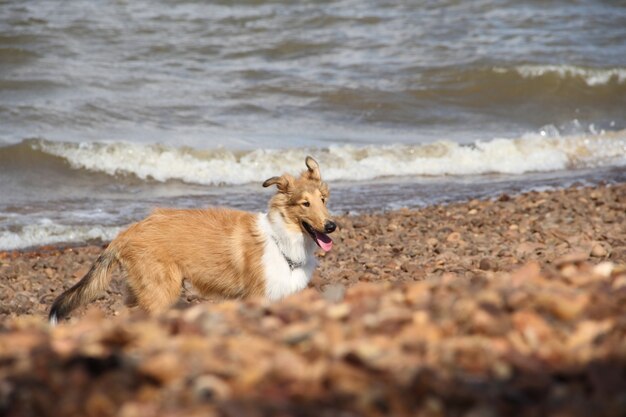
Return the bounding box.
[113,208,267,313]
[263,156,331,235]
[49,156,334,323]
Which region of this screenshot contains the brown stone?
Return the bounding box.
[590,242,608,258]
[447,232,462,242]
[555,251,589,267]
[479,258,495,271]
[138,352,183,384]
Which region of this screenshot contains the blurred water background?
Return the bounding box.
[1,0,625,249]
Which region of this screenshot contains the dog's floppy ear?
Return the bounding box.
[304,156,321,181]
[263,174,294,194]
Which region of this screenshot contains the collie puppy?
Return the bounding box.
[49,156,336,324]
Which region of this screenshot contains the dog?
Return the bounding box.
[49,156,336,324]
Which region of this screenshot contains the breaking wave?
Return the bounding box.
[0,220,121,251]
[2,129,625,186]
[492,65,626,86]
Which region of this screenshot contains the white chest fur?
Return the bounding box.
[256,213,317,301]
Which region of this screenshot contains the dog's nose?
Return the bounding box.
[324,220,337,233]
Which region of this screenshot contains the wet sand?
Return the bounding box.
[1,183,625,416]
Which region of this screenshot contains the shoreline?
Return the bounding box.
[2,165,625,253]
[2,178,624,256]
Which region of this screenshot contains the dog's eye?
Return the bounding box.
[321,197,326,204]
[302,201,310,207]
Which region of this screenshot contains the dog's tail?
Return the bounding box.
[48,245,119,325]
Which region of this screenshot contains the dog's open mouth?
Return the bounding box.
[302,221,333,252]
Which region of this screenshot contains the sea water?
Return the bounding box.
[1,0,625,249]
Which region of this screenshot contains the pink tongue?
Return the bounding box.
[314,231,333,252]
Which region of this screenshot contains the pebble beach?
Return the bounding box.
[1,183,625,416]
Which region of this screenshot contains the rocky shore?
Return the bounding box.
[1,183,625,416]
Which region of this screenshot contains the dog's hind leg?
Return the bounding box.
[123,283,139,308]
[126,262,183,314]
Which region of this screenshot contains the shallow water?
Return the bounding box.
[0,0,625,249]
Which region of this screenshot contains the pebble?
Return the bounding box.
[321,284,346,303]
[447,232,462,242]
[591,242,608,258]
[479,258,495,271]
[193,375,232,400]
[592,262,614,278]
[326,303,351,320]
[555,251,589,267]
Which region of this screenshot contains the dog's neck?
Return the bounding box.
[266,210,316,270]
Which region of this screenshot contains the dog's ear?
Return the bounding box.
[304,156,321,181]
[320,181,329,198]
[263,174,294,194]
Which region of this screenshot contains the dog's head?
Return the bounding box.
[263,156,336,251]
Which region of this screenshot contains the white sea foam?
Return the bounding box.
[0,220,122,251]
[493,65,626,86]
[32,131,626,185]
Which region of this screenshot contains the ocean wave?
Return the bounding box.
[0,220,121,251]
[493,65,626,86]
[3,130,625,186]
